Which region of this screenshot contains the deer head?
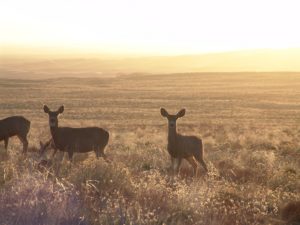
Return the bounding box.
[43,105,64,128]
[160,108,185,129]
[39,140,50,157]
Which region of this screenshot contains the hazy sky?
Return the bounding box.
[1,0,300,55]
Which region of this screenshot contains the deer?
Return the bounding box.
[43,105,109,162]
[0,116,30,153]
[160,108,208,177]
[39,138,57,158]
[38,139,65,176]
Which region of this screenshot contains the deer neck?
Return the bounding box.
[168,126,177,146]
[50,126,59,141]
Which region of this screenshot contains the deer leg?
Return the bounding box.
[66,146,74,162]
[52,148,58,159]
[4,137,9,150]
[171,157,176,174]
[18,135,28,154]
[186,156,199,177]
[23,139,28,154]
[194,153,208,174]
[49,140,58,159]
[67,149,73,162]
[51,149,64,177]
[102,153,111,163]
[171,157,182,175]
[95,149,100,158]
[198,158,208,173]
[56,151,64,161]
[96,148,110,162]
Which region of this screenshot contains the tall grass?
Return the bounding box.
[0,74,300,224]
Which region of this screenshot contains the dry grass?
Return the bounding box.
[0,73,300,225]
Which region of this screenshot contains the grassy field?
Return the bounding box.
[0,72,299,225]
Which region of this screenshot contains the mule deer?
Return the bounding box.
[160,108,208,176]
[39,139,57,158]
[43,105,109,161]
[0,116,30,153]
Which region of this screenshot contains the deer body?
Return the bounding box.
[168,134,203,159]
[161,108,208,176]
[43,105,109,161]
[0,116,30,153]
[50,126,109,154]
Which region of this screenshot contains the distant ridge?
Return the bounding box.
[1,48,300,78]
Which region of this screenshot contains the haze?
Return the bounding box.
[1,0,300,76]
[1,0,300,55]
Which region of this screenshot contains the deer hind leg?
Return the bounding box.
[4,137,9,150]
[194,154,208,173]
[17,135,28,154]
[171,157,182,175]
[186,156,199,177]
[198,158,208,173]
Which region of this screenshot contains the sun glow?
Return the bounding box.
[1,0,300,55]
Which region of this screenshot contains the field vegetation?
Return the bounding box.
[0,73,299,224]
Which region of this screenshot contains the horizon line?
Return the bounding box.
[2,45,300,58]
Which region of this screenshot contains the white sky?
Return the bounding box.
[1,0,300,55]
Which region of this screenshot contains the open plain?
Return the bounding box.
[0,72,299,225]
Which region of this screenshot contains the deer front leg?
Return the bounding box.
[95,148,100,158]
[4,137,8,150]
[171,157,182,175]
[96,148,111,163]
[102,153,111,163]
[68,151,73,162]
[52,148,58,159]
[48,140,58,159]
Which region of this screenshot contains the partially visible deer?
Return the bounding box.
[0,116,30,153]
[39,139,57,158]
[38,139,65,176]
[43,105,109,161]
[160,108,208,176]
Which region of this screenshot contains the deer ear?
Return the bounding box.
[160,108,169,117]
[176,108,186,118]
[43,105,50,113]
[58,105,64,114]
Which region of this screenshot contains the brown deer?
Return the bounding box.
[43,105,109,161]
[0,116,30,153]
[39,139,57,158]
[160,108,208,176]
